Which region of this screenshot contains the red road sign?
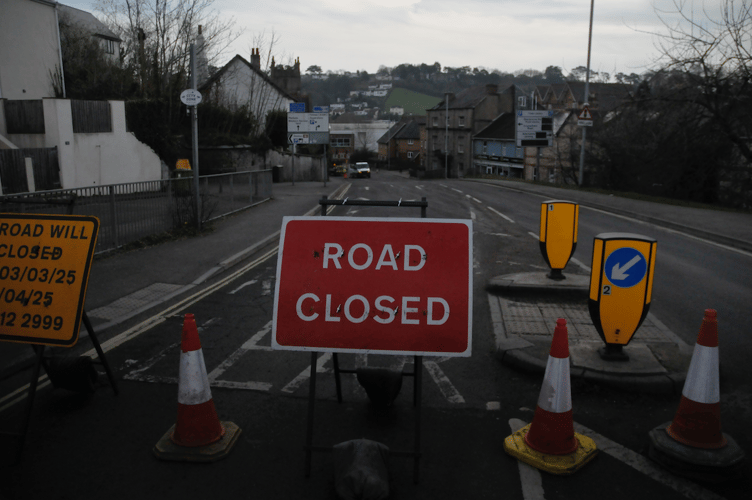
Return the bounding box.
[272,217,472,356]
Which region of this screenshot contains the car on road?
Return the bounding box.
[350,162,371,178]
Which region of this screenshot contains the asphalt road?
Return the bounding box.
[1,170,749,500]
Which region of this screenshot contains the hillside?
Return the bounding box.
[385,88,442,115]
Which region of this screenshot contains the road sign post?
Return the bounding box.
[516,110,554,147]
[539,200,578,280]
[588,233,657,360]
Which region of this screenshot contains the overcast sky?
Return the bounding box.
[64,0,718,78]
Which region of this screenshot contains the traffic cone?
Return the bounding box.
[648,310,745,481]
[504,319,597,474]
[667,309,725,448]
[153,314,241,462]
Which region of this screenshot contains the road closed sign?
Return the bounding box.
[272,217,472,356]
[0,214,99,346]
[588,233,657,345]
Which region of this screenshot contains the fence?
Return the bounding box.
[0,147,61,193]
[0,170,273,254]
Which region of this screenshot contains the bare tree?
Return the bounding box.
[94,0,242,98]
[648,0,752,164]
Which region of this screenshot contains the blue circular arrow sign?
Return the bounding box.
[605,247,647,288]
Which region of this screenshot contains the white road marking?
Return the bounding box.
[572,422,727,500]
[488,206,515,223]
[208,321,274,382]
[509,419,546,500]
[424,360,465,403]
[416,185,424,190]
[570,257,591,272]
[229,279,257,294]
[452,188,464,194]
[466,194,482,204]
[527,231,538,239]
[281,352,332,393]
[261,280,272,296]
[364,186,370,191]
[440,184,448,188]
[470,211,477,221]
[486,401,501,411]
[490,233,512,237]
[123,341,180,380]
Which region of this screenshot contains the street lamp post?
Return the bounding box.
[578,0,595,186]
[445,93,449,179]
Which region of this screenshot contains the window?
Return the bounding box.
[459,116,465,127]
[331,138,351,147]
[408,139,414,145]
[518,96,527,108]
[457,144,464,153]
[407,152,413,159]
[432,116,438,127]
[482,141,488,155]
[105,39,115,54]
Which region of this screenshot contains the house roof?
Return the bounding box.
[58,4,120,41]
[377,121,406,144]
[565,82,632,111]
[199,54,296,101]
[474,113,515,140]
[430,85,496,111]
[394,120,421,140]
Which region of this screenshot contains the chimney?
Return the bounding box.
[251,48,261,69]
[198,25,202,35]
[486,84,498,95]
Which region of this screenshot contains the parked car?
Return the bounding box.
[350,162,371,178]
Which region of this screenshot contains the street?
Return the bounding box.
[1,170,749,499]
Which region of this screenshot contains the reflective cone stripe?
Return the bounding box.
[666,309,726,449]
[524,319,578,455]
[171,314,225,447]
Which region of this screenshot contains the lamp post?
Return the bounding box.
[445,93,449,179]
[578,0,595,186]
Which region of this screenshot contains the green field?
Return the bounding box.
[384,88,442,115]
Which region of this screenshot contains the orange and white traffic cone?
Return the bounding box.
[153,314,241,462]
[504,319,597,474]
[648,310,745,481]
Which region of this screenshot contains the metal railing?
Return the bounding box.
[0,170,273,254]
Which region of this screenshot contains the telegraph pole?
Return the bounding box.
[190,44,201,229]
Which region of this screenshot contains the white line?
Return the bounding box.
[2,247,279,416]
[470,211,477,221]
[281,352,332,393]
[416,185,424,191]
[465,194,482,204]
[573,422,727,500]
[123,341,180,378]
[488,206,515,223]
[229,279,257,294]
[261,280,272,296]
[439,184,448,188]
[451,188,464,194]
[208,321,273,382]
[424,361,465,403]
[211,380,272,391]
[570,257,591,272]
[528,231,538,239]
[509,419,546,500]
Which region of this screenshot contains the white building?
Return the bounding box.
[330,114,394,153]
[0,0,160,193]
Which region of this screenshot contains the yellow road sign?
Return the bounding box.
[0,214,99,347]
[588,233,657,345]
[539,200,578,272]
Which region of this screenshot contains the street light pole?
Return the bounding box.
[578,0,595,186]
[445,93,449,179]
[190,43,201,230]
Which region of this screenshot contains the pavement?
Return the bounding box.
[2,173,752,397]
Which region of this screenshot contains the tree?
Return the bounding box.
[648,0,752,166]
[306,65,322,74]
[543,66,566,83]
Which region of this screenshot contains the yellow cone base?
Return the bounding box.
[153,421,241,463]
[504,424,598,475]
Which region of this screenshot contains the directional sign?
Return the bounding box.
[287,112,329,133]
[289,102,305,113]
[516,110,553,147]
[539,200,578,274]
[272,217,473,356]
[313,106,329,113]
[588,233,657,346]
[287,132,330,145]
[0,214,99,346]
[180,89,202,106]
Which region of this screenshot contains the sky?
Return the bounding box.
[63,0,720,78]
